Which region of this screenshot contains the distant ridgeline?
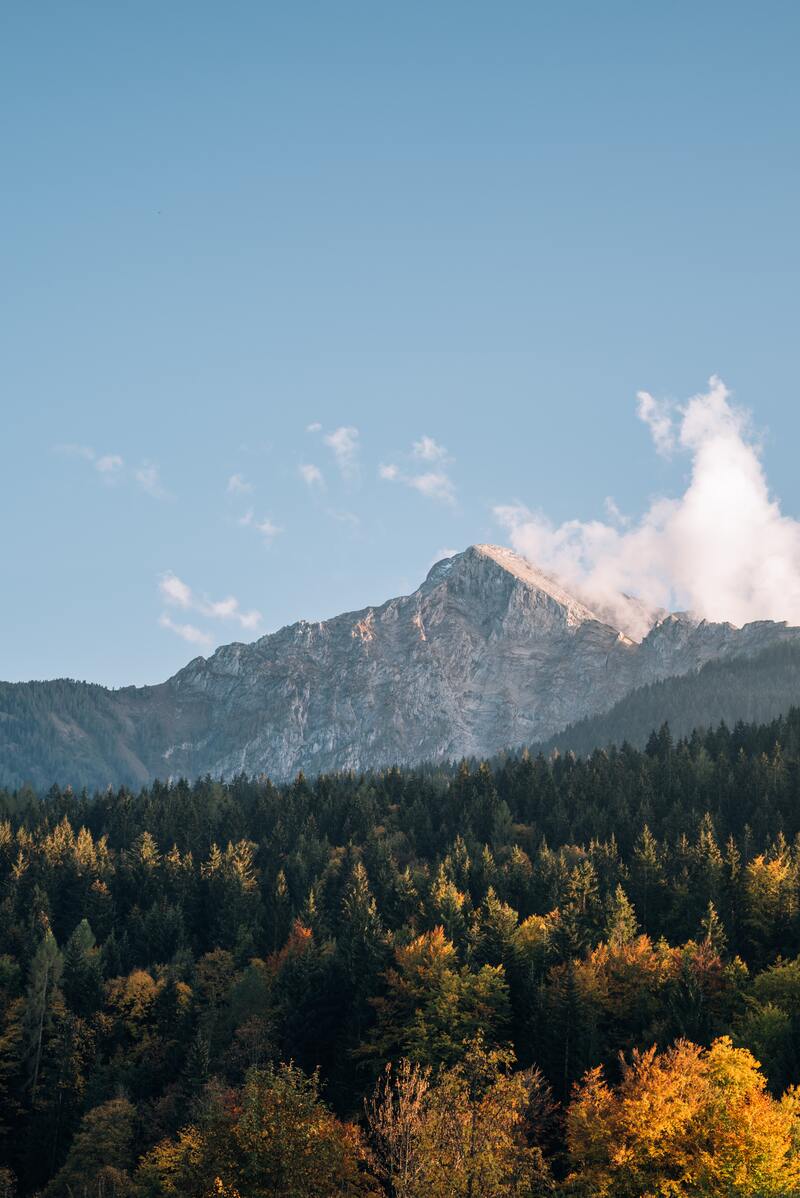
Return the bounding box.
[537,640,800,758]
[4,708,800,1193]
[4,546,800,791]
[3,639,800,791]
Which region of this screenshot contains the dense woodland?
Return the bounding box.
[543,641,800,758]
[5,713,800,1192]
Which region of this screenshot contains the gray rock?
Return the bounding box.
[4,544,800,787]
[126,544,800,779]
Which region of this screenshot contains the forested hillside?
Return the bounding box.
[541,641,800,756]
[4,712,800,1193]
[0,679,153,793]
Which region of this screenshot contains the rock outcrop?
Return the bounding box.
[3,544,800,788]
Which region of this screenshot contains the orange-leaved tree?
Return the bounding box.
[565,1035,800,1196]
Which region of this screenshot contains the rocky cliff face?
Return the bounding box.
[149,544,638,780]
[3,544,800,788]
[118,544,800,779]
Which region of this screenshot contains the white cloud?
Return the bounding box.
[95,454,124,475]
[158,571,263,641]
[306,422,322,433]
[299,463,324,487]
[57,444,125,480]
[227,472,253,495]
[236,608,263,631]
[380,437,456,504]
[636,390,675,457]
[205,596,238,619]
[603,496,629,526]
[413,435,449,462]
[58,446,170,498]
[254,517,281,544]
[135,461,167,499]
[495,375,800,636]
[408,471,456,504]
[159,572,193,609]
[204,596,263,629]
[324,426,360,478]
[158,614,213,648]
[239,509,281,543]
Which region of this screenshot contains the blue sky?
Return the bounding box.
[3,2,800,686]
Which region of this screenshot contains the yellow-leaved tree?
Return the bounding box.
[365,1037,553,1198]
[565,1035,800,1196]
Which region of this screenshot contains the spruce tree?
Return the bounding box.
[604,884,638,948]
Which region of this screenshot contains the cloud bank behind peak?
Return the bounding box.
[496,377,800,638]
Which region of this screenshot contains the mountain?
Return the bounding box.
[3,543,800,790]
[537,641,800,757]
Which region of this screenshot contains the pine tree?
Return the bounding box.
[62,919,103,1018]
[604,884,638,948]
[23,929,63,1103]
[426,865,469,947]
[338,862,388,1038]
[700,900,728,956]
[630,825,665,934]
[269,868,291,953]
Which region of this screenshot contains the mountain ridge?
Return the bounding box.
[2,544,800,790]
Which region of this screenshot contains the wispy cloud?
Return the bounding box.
[412,435,448,463]
[636,391,676,457]
[327,508,361,529]
[56,444,125,481]
[58,444,170,498]
[380,436,456,505]
[254,517,281,544]
[407,471,456,504]
[227,472,253,495]
[204,596,262,630]
[306,421,322,434]
[324,426,360,479]
[95,453,124,475]
[239,509,281,545]
[159,572,193,608]
[158,570,263,646]
[135,461,168,499]
[158,613,213,647]
[299,463,324,487]
[603,496,628,525]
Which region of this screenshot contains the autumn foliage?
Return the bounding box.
[5,715,800,1192]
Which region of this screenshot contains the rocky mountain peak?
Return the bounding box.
[470,544,604,619]
[425,544,608,629]
[4,543,800,789]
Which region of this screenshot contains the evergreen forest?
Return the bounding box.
[5,711,800,1193]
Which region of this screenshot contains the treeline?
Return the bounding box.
[541,641,800,757]
[0,678,151,793]
[4,712,800,1192]
[6,641,800,795]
